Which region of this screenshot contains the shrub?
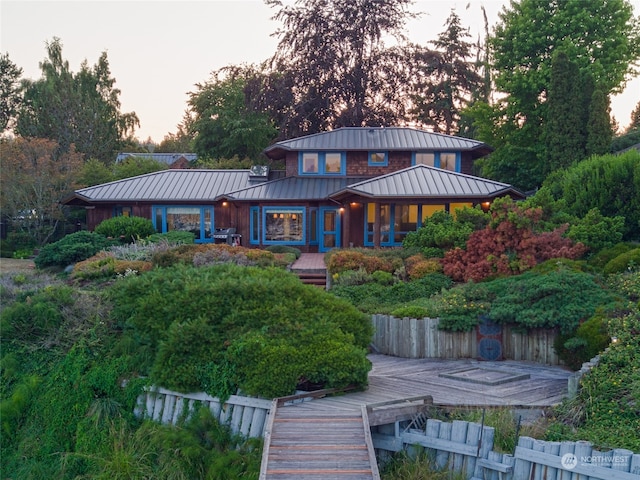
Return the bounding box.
[326,249,398,275]
[566,208,625,253]
[407,258,443,280]
[147,230,195,245]
[390,305,431,319]
[588,242,635,271]
[94,216,156,243]
[371,270,395,285]
[34,231,114,269]
[265,245,302,259]
[554,314,610,370]
[109,264,373,397]
[403,209,476,256]
[332,268,373,286]
[603,248,640,274]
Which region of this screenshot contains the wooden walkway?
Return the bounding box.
[260,355,572,478]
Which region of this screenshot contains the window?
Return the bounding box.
[449,202,473,217]
[263,208,305,244]
[439,153,457,171]
[308,208,318,245]
[114,206,132,217]
[414,152,435,167]
[422,204,445,222]
[299,152,345,175]
[302,153,319,173]
[250,206,260,244]
[366,203,453,246]
[394,205,418,243]
[153,206,214,243]
[369,151,388,166]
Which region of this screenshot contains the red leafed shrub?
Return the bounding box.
[443,203,588,282]
[327,249,396,275]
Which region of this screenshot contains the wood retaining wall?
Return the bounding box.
[135,386,272,438]
[371,315,560,365]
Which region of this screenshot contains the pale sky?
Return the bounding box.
[1,0,639,142]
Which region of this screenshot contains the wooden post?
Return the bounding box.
[374,202,381,248]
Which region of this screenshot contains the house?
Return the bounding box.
[64,127,524,252]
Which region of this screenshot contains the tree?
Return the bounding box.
[410,10,483,135]
[188,66,277,160]
[0,53,23,132]
[586,88,613,156]
[470,0,640,191]
[15,38,138,161]
[0,137,83,245]
[544,52,587,173]
[266,0,415,136]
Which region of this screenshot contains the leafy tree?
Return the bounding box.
[0,52,23,131]
[15,38,138,161]
[410,10,483,135]
[470,0,640,191]
[266,0,415,136]
[586,87,614,156]
[79,158,114,187]
[111,155,167,180]
[0,137,83,246]
[188,66,277,160]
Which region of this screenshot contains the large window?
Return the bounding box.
[366,203,457,246]
[263,208,305,244]
[153,206,213,243]
[413,152,460,171]
[299,152,345,175]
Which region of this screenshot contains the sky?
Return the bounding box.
[1,0,639,143]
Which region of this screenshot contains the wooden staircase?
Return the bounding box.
[290,254,328,288]
[260,395,380,480]
[295,270,327,288]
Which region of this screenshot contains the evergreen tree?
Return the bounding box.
[544,51,585,173]
[410,10,483,135]
[0,53,23,131]
[586,88,613,156]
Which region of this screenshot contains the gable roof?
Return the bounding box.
[264,127,492,159]
[329,165,523,200]
[64,169,252,205]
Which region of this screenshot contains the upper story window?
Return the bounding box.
[412,152,460,172]
[369,151,388,167]
[299,152,345,175]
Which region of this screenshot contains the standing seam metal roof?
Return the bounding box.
[71,170,252,202]
[330,165,517,198]
[264,127,491,158]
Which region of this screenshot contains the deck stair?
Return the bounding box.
[290,253,328,288]
[260,392,380,480]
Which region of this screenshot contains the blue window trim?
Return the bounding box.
[152,205,214,243]
[249,206,260,245]
[262,206,306,245]
[298,151,346,175]
[412,152,461,171]
[368,151,388,167]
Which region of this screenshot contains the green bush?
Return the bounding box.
[588,242,635,271]
[34,231,114,269]
[94,216,156,243]
[403,209,477,256]
[147,230,195,244]
[603,248,640,274]
[331,273,453,314]
[109,264,373,397]
[390,305,431,319]
[554,314,610,370]
[265,244,302,259]
[566,208,625,253]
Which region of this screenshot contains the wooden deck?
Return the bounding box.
[260,355,572,478]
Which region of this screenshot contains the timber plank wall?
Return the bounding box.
[371,315,560,365]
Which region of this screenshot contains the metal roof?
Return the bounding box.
[264,127,492,159]
[330,165,521,199]
[115,152,198,165]
[68,170,252,204]
[222,176,372,201]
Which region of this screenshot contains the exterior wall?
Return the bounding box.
[87,204,151,230]
[460,152,475,176]
[284,150,420,177]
